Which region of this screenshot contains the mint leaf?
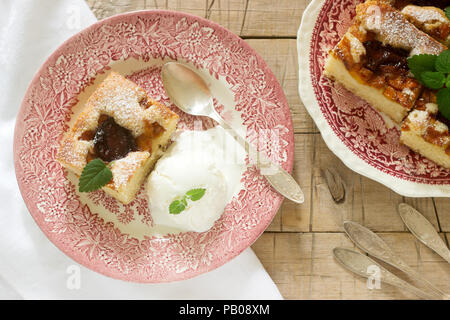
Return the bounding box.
[168,188,207,214]
[186,188,206,201]
[409,48,450,121]
[437,88,450,120]
[445,7,450,20]
[436,50,450,73]
[408,54,437,81]
[420,71,445,89]
[169,199,186,214]
[79,159,112,192]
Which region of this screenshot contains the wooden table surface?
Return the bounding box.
[85,0,450,299]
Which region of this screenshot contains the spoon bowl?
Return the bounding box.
[161,62,305,204]
[161,62,214,118]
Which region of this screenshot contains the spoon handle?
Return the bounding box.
[333,248,438,300]
[343,221,448,299]
[210,111,304,204]
[398,203,450,264]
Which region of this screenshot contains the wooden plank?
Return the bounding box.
[434,199,450,232]
[86,0,147,19]
[312,232,450,299]
[266,208,282,231]
[376,233,450,297]
[281,134,314,231]
[267,134,314,232]
[252,232,313,299]
[252,232,450,300]
[311,134,364,232]
[310,134,440,233]
[242,0,308,37]
[203,0,249,35]
[162,0,248,35]
[360,177,405,232]
[86,0,246,35]
[86,0,309,37]
[402,198,441,231]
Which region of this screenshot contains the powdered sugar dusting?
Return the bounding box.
[402,5,448,25]
[110,151,150,188]
[81,72,147,137]
[434,121,449,133]
[358,2,446,56]
[425,103,438,114]
[402,87,414,98]
[345,32,366,62]
[408,110,429,134]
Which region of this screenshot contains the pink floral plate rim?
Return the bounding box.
[297,0,450,197]
[13,10,294,282]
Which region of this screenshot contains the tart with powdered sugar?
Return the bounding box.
[380,1,450,45]
[57,71,179,204]
[324,0,446,123]
[390,0,450,11]
[401,5,450,46]
[401,89,450,168]
[384,0,450,10]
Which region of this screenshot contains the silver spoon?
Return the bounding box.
[398,203,450,264]
[343,221,448,300]
[333,247,438,300]
[161,62,304,204]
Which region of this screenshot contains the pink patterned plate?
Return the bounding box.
[298,0,450,197]
[13,10,294,282]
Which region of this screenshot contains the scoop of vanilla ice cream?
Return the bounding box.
[147,127,245,233]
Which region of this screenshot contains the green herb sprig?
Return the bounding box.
[408,49,450,120]
[78,158,113,192]
[169,188,206,214]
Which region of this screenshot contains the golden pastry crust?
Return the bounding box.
[391,0,450,11]
[401,5,450,46]
[57,71,179,204]
[401,90,450,168]
[356,1,445,55]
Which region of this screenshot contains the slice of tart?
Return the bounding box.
[324,0,446,123]
[401,5,450,46]
[57,71,179,204]
[391,0,450,11]
[400,89,450,168]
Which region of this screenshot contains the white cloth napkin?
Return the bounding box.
[0,0,282,300]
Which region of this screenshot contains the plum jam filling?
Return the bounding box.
[93,115,137,162]
[363,40,409,74]
[82,115,167,163]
